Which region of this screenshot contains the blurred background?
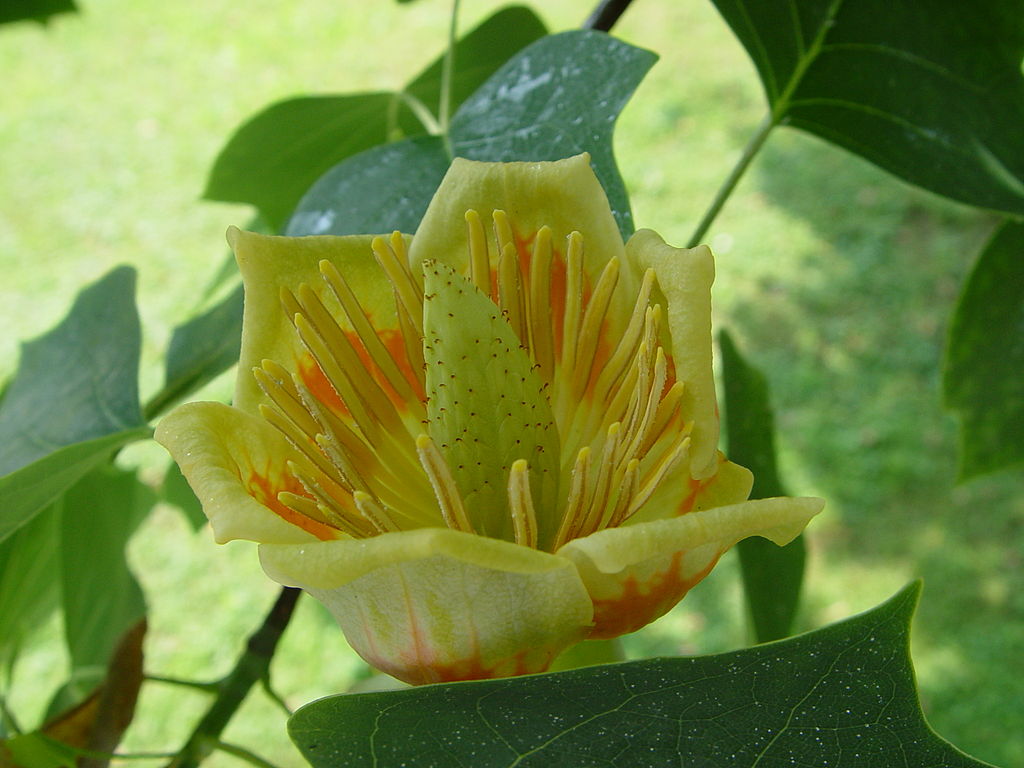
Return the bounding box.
[1,1,1021,765]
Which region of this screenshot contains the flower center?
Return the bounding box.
[255,212,692,550]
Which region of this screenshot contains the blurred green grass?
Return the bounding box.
[1,0,1021,766]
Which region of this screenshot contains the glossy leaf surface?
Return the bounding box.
[286,137,450,236]
[944,220,1024,478]
[450,30,656,239]
[712,0,1024,215]
[205,7,546,231]
[290,584,986,767]
[720,329,806,642]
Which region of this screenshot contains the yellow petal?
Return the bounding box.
[229,227,412,416]
[410,153,639,304]
[625,229,718,479]
[155,401,329,544]
[557,496,824,638]
[259,528,593,684]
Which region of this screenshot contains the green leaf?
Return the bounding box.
[711,0,1024,215]
[720,329,806,643]
[286,136,450,236]
[159,460,207,531]
[204,94,395,231]
[0,266,144,477]
[944,220,1024,478]
[450,30,657,240]
[0,0,76,26]
[422,262,559,546]
[1,733,77,768]
[206,7,546,231]
[396,6,548,138]
[60,466,150,678]
[290,583,988,767]
[0,505,60,667]
[147,283,244,418]
[0,428,150,545]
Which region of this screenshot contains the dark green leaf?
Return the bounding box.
[0,0,76,26]
[204,94,394,231]
[206,8,546,232]
[148,283,243,419]
[0,428,150,545]
[0,267,144,477]
[0,505,60,667]
[450,31,656,240]
[396,6,547,137]
[159,460,206,531]
[60,466,150,677]
[287,136,450,236]
[720,329,806,643]
[944,220,1024,478]
[711,0,1024,215]
[291,583,987,768]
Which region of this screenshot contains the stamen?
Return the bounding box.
[465,209,491,295]
[528,226,555,379]
[492,209,514,256]
[507,460,539,549]
[287,461,372,536]
[552,446,591,550]
[559,232,585,377]
[352,491,400,533]
[498,242,526,342]
[588,268,656,407]
[576,422,622,538]
[416,434,475,534]
[626,435,691,522]
[278,491,363,538]
[607,458,641,529]
[571,258,620,399]
[319,259,422,408]
[372,236,423,337]
[641,381,685,455]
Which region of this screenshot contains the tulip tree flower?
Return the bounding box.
[156,154,822,685]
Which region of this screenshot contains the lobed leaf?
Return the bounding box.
[0,266,144,477]
[711,0,1024,215]
[290,583,989,767]
[206,7,547,231]
[450,30,656,240]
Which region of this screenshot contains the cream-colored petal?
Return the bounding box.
[409,154,639,305]
[155,401,325,545]
[558,496,823,638]
[625,229,718,479]
[260,528,593,684]
[229,228,411,414]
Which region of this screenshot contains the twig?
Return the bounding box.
[583,0,635,31]
[686,114,775,248]
[164,587,301,768]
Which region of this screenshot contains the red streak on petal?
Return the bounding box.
[587,552,718,639]
[247,469,338,541]
[377,647,548,686]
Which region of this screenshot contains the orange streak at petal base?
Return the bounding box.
[588,552,719,639]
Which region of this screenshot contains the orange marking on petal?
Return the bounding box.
[678,475,707,515]
[587,552,718,639]
[297,355,349,418]
[381,647,551,686]
[247,469,339,541]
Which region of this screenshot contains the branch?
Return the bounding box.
[583,0,635,31]
[164,587,301,768]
